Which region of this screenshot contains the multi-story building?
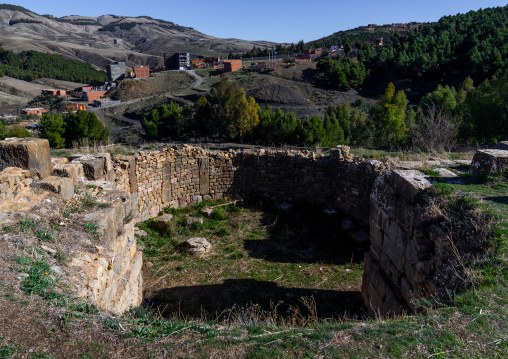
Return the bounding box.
[133,66,150,79]
[106,62,126,82]
[223,59,242,72]
[165,53,190,70]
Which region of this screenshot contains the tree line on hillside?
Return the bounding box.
[316,5,508,89]
[310,30,396,50]
[139,71,508,150]
[0,46,107,83]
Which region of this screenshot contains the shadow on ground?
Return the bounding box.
[149,279,365,321]
[242,199,370,265]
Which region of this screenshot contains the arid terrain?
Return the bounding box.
[0,7,281,69]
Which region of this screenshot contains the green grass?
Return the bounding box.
[62,193,110,215]
[0,338,17,358]
[349,148,475,161]
[137,197,366,321]
[19,219,37,232]
[120,174,508,357]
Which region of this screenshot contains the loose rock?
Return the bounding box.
[183,237,212,257]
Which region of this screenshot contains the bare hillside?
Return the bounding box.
[0,7,281,69]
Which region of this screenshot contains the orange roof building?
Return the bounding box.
[223,59,242,73]
[83,90,107,102]
[21,108,46,116]
[65,103,87,112]
[42,89,66,97]
[133,66,150,79]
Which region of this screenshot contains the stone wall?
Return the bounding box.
[135,145,387,223]
[361,169,475,317]
[0,138,488,318]
[0,139,143,315]
[68,189,142,314]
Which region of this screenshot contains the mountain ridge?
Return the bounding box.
[0,4,280,69]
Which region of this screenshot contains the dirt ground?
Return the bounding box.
[108,72,195,102]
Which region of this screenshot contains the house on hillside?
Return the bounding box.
[106,62,126,82]
[21,108,46,116]
[223,59,242,72]
[65,103,87,112]
[133,66,150,79]
[302,48,323,60]
[191,58,205,69]
[83,90,107,102]
[41,89,66,97]
[204,57,220,69]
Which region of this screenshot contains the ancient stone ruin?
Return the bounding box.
[0,138,498,317]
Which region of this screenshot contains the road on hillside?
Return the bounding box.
[186,70,203,88]
[88,95,155,113]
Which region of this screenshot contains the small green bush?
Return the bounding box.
[35,229,55,242]
[19,219,37,232]
[83,221,99,235]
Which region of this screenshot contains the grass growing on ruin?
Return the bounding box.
[136,197,367,321]
[119,166,508,358]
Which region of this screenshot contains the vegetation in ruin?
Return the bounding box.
[2,165,507,358]
[137,197,366,321]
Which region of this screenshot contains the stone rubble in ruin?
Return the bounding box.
[0,138,491,318]
[187,216,204,225]
[183,237,212,257]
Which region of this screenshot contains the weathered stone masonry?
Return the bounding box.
[135,146,386,223]
[133,145,479,317]
[0,139,485,318]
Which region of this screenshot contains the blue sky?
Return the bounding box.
[6,1,508,42]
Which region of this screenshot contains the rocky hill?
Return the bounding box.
[0,5,279,69]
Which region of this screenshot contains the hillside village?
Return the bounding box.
[0,3,508,359]
[0,20,419,141]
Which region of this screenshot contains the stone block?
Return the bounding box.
[187,216,204,225]
[0,138,53,178]
[154,213,172,229]
[37,176,74,200]
[69,154,105,180]
[391,169,432,201]
[183,237,212,257]
[469,149,508,175]
[52,162,85,184]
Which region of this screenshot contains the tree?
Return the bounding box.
[39,111,109,147]
[370,83,409,145]
[236,96,260,142]
[63,111,109,146]
[344,42,352,54]
[410,102,458,151]
[39,113,66,148]
[209,74,260,140]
